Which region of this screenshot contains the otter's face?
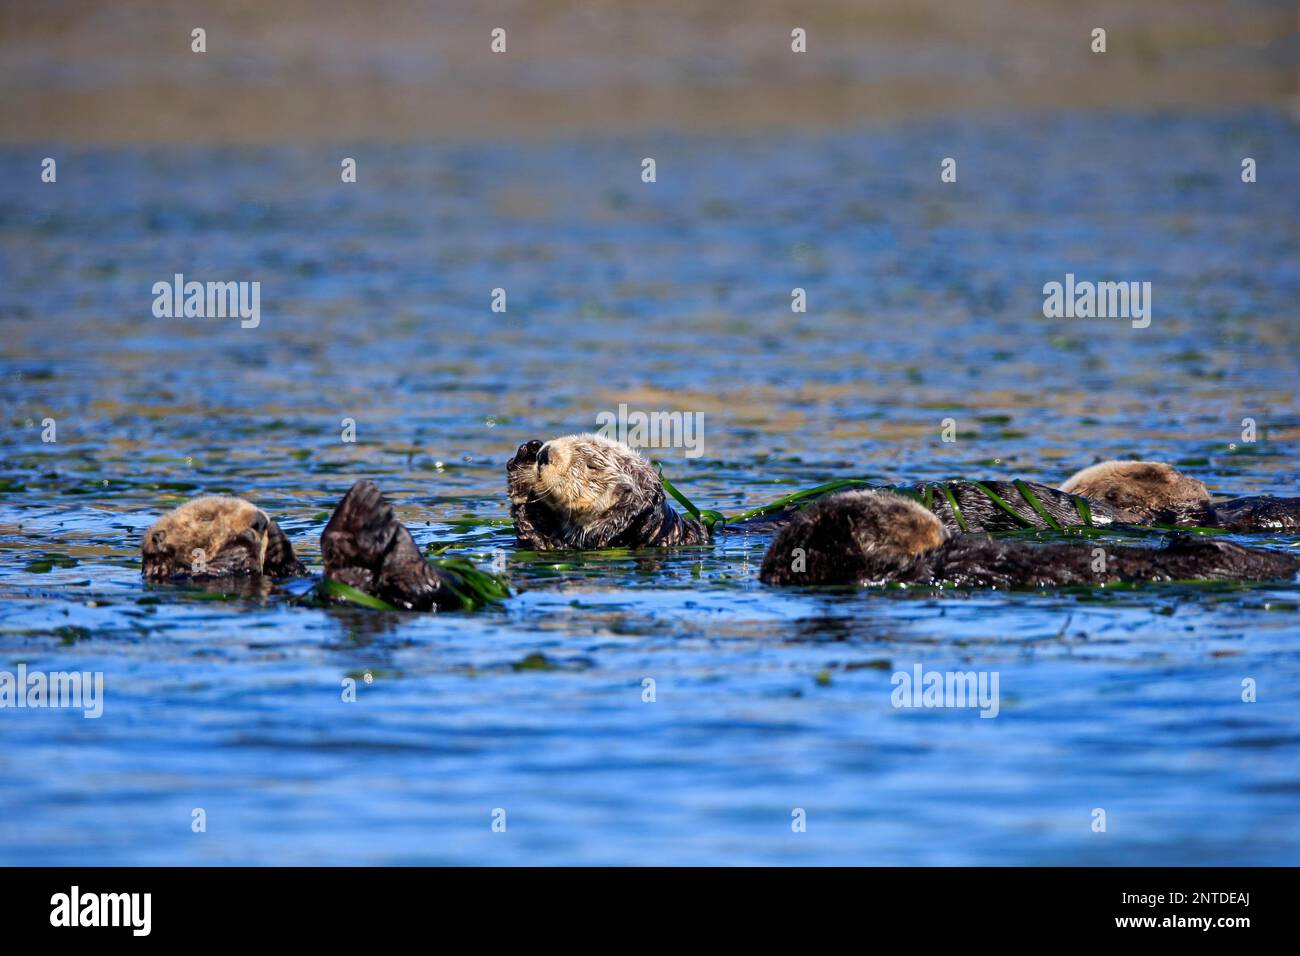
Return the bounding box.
[142,496,272,580]
[1061,461,1212,524]
[507,434,663,548]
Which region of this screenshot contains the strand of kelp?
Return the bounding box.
[318,555,511,612]
[656,466,1229,537]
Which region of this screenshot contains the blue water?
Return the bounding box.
[1,111,1298,864]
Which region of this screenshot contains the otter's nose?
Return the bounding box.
[512,440,543,467]
[250,512,268,534]
[536,444,551,467]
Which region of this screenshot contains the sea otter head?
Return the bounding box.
[142,496,300,580]
[507,433,668,549]
[1060,460,1213,525]
[760,490,946,586]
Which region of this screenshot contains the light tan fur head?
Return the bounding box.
[839,490,947,564]
[760,490,946,585]
[511,432,662,529]
[142,496,271,580]
[1061,460,1212,524]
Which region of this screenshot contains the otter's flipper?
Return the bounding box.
[1211,496,1300,533]
[321,480,462,611]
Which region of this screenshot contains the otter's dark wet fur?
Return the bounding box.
[1210,496,1300,532]
[321,480,470,611]
[887,479,1121,532]
[142,496,305,581]
[760,490,1300,588]
[507,434,709,550]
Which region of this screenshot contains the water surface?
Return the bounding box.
[1,111,1299,864]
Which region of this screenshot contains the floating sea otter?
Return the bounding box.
[508,434,710,549]
[1060,460,1300,531]
[142,481,500,611]
[758,490,1300,588]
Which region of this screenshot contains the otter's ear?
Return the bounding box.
[263,518,306,576]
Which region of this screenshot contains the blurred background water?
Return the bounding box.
[1,0,1298,865]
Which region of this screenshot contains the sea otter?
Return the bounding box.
[142,482,492,611]
[508,434,710,549]
[1061,460,1300,531]
[759,490,1300,588]
[141,496,305,580]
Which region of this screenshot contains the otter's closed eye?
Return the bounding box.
[536,445,551,467]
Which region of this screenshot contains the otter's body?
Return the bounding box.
[760,490,1300,589]
[508,435,708,550]
[888,479,1119,533]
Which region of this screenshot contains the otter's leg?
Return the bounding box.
[321,480,462,611]
[374,524,462,611]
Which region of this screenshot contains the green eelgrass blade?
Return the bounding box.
[428,556,511,610]
[723,478,876,524]
[656,465,725,531]
[426,554,506,613]
[320,561,508,612]
[1013,479,1063,531]
[319,578,399,611]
